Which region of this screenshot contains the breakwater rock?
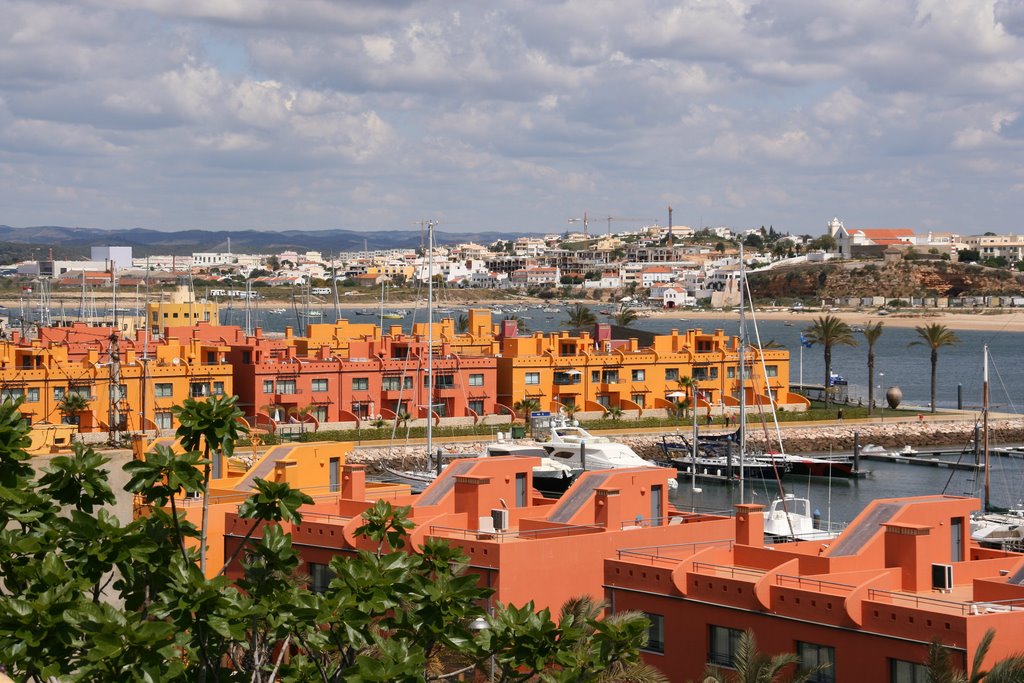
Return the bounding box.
[351,419,1023,469]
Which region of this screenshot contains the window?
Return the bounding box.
[642,614,665,654]
[278,379,297,394]
[708,625,743,667]
[468,400,485,415]
[0,388,24,402]
[70,386,92,399]
[631,369,645,381]
[263,380,274,394]
[213,381,225,396]
[596,395,611,408]
[694,367,717,380]
[155,411,173,430]
[891,659,928,683]
[525,372,540,385]
[665,368,679,382]
[469,373,484,387]
[798,643,835,683]
[433,375,455,389]
[190,382,210,397]
[728,367,736,378]
[602,370,619,384]
[765,365,778,378]
[312,406,328,422]
[309,562,333,594]
[155,383,173,398]
[26,387,39,403]
[54,387,66,401]
[591,370,600,383]
[311,378,328,392]
[631,393,645,408]
[351,377,369,391]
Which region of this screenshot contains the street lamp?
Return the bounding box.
[468,616,494,682]
[878,372,884,424]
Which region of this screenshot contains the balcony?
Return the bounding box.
[553,376,581,386]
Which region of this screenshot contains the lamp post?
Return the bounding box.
[878,372,884,424]
[468,616,494,682]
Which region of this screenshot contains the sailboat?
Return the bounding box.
[378,223,581,493]
[969,345,1024,549]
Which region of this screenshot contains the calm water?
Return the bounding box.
[668,453,1024,522]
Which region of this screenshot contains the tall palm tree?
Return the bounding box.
[614,305,640,327]
[455,313,469,334]
[910,323,959,413]
[565,303,598,328]
[676,376,697,417]
[698,630,823,683]
[863,322,884,416]
[802,315,858,408]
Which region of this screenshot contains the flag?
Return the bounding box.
[799,333,813,348]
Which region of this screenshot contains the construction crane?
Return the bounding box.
[604,216,654,235]
[567,212,590,237]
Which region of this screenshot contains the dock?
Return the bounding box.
[856,452,984,471]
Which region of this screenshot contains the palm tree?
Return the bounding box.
[676,376,697,417]
[455,313,469,334]
[514,397,541,421]
[863,322,884,416]
[614,305,640,327]
[288,403,316,434]
[565,303,597,328]
[698,630,823,683]
[927,628,1024,683]
[910,323,959,413]
[802,315,858,408]
[557,595,669,683]
[57,391,91,428]
[606,405,624,421]
[172,394,247,575]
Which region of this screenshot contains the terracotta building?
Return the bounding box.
[606,495,1024,682]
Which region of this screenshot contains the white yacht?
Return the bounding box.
[763,494,842,542]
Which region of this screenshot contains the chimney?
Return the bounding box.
[735,503,764,547]
[500,319,518,338]
[341,464,366,500]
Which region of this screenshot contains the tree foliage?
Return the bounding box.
[0,397,658,681]
[801,315,858,408]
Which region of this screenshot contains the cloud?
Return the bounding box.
[0,0,1023,233]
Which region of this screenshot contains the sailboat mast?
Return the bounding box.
[426,221,434,460]
[738,243,746,502]
[332,254,340,322]
[984,344,990,511]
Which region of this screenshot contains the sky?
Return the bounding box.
[3,1,1024,236]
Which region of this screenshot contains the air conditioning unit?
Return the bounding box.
[491,508,510,532]
[932,563,953,592]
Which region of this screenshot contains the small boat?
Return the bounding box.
[763,494,842,542]
[307,310,323,317]
[268,308,287,314]
[382,313,403,319]
[896,445,918,457]
[763,450,855,478]
[860,444,886,455]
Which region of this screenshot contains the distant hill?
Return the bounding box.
[0,225,531,257]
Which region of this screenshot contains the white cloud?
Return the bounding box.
[0,0,1023,233]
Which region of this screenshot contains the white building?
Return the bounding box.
[90,246,133,271]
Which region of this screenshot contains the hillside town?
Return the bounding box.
[11,218,1024,313]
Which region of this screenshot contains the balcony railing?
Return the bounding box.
[691,562,765,580]
[428,523,605,541]
[615,538,735,566]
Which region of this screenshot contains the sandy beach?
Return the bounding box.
[644,308,1024,333]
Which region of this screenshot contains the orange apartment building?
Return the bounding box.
[0,323,232,433]
[167,322,499,428]
[495,324,807,415]
[607,495,1024,682]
